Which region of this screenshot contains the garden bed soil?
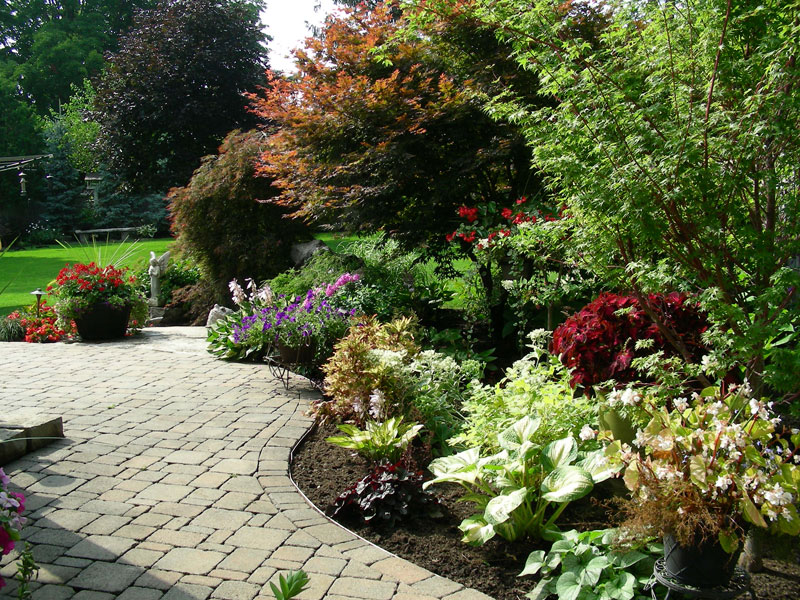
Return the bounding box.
[292,422,800,600]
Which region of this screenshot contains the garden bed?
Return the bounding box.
[292,422,800,600]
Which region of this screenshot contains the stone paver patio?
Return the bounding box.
[0,327,493,600]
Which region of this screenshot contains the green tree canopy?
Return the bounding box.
[406,0,800,394]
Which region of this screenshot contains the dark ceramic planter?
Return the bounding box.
[74,303,131,341]
[663,534,739,588]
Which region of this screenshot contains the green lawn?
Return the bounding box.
[0,238,174,316]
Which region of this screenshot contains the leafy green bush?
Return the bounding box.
[454,337,596,454]
[269,234,452,321]
[316,316,420,425]
[521,529,659,600]
[329,461,441,528]
[135,257,202,306]
[0,315,26,342]
[425,416,616,544]
[404,350,482,455]
[326,417,423,465]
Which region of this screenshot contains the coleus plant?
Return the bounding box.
[424,416,617,545]
[551,292,710,389]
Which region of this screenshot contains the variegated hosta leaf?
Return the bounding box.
[484,487,527,525]
[498,416,541,451]
[540,466,593,502]
[459,516,496,546]
[541,436,578,471]
[578,450,622,484]
[425,448,482,488]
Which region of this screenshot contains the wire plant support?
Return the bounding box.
[644,558,757,600]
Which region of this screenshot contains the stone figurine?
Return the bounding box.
[148,250,170,306]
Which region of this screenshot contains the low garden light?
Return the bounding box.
[30,288,44,317]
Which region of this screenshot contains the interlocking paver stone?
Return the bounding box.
[69,561,141,593]
[66,534,136,560]
[154,548,225,574]
[0,328,495,600]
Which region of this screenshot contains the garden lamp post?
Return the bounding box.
[30,288,44,317]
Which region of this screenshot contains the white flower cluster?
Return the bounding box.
[607,387,642,408]
[228,278,274,307]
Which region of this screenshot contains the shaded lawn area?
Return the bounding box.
[0,238,174,316]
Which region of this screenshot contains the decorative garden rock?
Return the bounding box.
[206,304,234,327]
[290,239,329,267]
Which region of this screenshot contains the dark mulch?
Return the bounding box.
[291,422,800,600]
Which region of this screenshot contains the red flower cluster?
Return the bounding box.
[7,303,69,343]
[448,196,548,249]
[551,292,710,389]
[458,206,479,222]
[53,262,129,293]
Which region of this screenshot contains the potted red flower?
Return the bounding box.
[49,262,148,341]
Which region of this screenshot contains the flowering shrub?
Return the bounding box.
[604,385,800,552]
[49,262,148,332]
[5,302,71,343]
[551,292,710,389]
[445,197,557,250]
[0,468,26,591]
[207,275,359,369]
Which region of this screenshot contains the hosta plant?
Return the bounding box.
[521,528,659,600]
[425,416,617,545]
[604,384,800,553]
[326,417,424,465]
[329,461,441,528]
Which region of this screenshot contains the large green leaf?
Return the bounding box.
[519,550,546,576]
[604,571,636,600]
[526,577,555,600]
[581,556,610,586]
[541,436,578,471]
[498,416,541,451]
[541,466,594,502]
[485,487,527,525]
[555,572,583,600]
[425,448,483,488]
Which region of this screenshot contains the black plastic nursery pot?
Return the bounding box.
[663,534,740,588]
[74,303,131,341]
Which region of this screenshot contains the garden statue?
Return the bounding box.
[148,251,170,306]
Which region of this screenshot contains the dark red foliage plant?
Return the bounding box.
[551,292,710,389]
